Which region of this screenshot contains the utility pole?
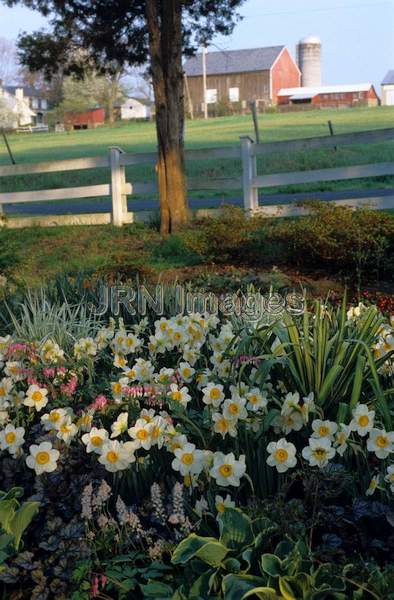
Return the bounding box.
[202,46,208,119]
[184,73,194,120]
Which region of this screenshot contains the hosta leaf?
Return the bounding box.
[140,581,174,598]
[261,554,284,578]
[0,499,17,532]
[219,508,254,550]
[189,568,216,599]
[310,593,346,600]
[172,534,228,567]
[0,533,14,552]
[222,558,241,573]
[242,587,280,599]
[222,574,267,600]
[9,501,40,550]
[279,577,296,600]
[195,540,229,567]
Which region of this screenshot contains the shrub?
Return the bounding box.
[152,234,201,266]
[0,230,19,273]
[260,202,394,279]
[180,205,262,263]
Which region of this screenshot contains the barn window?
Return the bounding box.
[206,89,217,104]
[229,87,239,102]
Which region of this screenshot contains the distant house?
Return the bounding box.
[0,85,36,128]
[183,46,301,114]
[4,85,49,124]
[116,97,153,120]
[277,84,379,108]
[381,71,394,106]
[64,107,105,130]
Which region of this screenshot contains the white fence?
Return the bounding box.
[0,127,394,227]
[240,128,394,215]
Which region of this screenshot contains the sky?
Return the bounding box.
[0,0,393,91]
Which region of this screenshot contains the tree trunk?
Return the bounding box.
[107,72,119,124]
[145,0,188,236]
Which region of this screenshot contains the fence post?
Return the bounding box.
[240,135,258,212]
[110,146,127,226]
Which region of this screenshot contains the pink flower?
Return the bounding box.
[233,354,261,367]
[43,368,56,378]
[60,375,78,397]
[125,385,144,398]
[89,394,110,411]
[90,576,99,598]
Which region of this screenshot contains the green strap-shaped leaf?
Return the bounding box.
[9,501,40,550]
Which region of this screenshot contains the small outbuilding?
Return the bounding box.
[116,97,153,120]
[278,83,379,109]
[381,71,394,106]
[64,107,105,130]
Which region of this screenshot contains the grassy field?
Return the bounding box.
[1,106,394,204]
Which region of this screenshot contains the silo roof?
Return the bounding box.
[299,36,321,45]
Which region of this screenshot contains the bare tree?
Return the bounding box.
[125,66,153,101]
[0,97,15,128]
[0,38,18,84]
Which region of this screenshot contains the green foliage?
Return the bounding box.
[171,508,394,599]
[0,230,19,273]
[179,206,262,263]
[5,288,102,348]
[262,202,394,279]
[152,234,202,267]
[236,296,392,428]
[0,487,39,563]
[48,73,126,124]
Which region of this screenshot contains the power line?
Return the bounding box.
[243,1,393,19]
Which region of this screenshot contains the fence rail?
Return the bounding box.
[0,126,393,227]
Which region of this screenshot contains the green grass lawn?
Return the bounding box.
[1,107,394,204]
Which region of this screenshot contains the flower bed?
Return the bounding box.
[0,297,393,599]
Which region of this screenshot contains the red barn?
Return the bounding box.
[184,46,301,114]
[278,84,379,109]
[64,107,105,130]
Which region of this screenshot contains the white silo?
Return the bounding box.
[297,36,322,87]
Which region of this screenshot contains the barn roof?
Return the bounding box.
[184,46,285,77]
[114,96,153,108]
[278,83,374,96]
[382,70,394,85]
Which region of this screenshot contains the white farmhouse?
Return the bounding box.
[0,85,36,129]
[381,71,394,106]
[117,97,153,120]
